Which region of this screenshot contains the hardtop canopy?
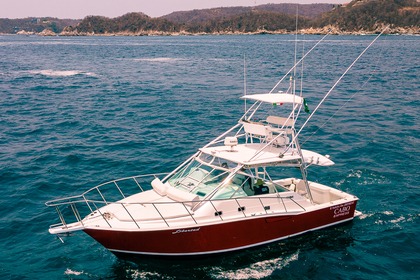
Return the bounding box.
[241,93,303,105]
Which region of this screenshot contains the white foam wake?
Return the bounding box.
[126,268,164,279]
[64,268,83,275]
[29,69,97,77]
[360,211,419,229]
[211,251,299,279]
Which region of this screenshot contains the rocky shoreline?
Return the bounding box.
[11,25,420,36]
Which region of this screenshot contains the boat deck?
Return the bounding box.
[49,180,357,234]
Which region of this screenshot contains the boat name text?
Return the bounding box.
[172,227,201,234]
[330,202,354,218]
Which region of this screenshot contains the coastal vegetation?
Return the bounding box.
[316,0,420,31]
[0,17,79,34]
[1,0,419,35]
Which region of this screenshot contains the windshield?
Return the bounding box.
[166,156,252,199]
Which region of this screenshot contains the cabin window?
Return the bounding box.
[211,173,252,199]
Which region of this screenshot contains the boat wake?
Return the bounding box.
[210,252,299,279]
[125,268,164,279]
[112,251,301,279]
[359,211,418,228]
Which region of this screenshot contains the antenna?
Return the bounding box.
[268,31,331,94]
[299,38,305,98]
[292,3,299,122]
[293,3,299,91]
[248,31,331,120]
[243,53,247,112]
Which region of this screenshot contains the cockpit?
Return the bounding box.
[165,153,286,200]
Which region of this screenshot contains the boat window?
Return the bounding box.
[165,159,225,196]
[198,153,214,164]
[190,165,232,198]
[167,160,209,192]
[166,157,251,199]
[198,153,236,169]
[211,173,252,199]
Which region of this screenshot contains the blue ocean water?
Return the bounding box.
[0,34,418,279]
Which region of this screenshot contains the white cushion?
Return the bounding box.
[151,178,168,196]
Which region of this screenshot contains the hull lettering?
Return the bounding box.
[172,227,201,234]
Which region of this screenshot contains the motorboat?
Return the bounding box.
[45,33,383,257]
[46,92,360,256]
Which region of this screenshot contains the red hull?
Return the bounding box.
[84,200,357,256]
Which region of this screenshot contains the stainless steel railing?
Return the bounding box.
[46,174,307,232]
[46,173,167,230]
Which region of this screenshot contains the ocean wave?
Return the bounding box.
[360,211,418,228]
[376,213,419,225]
[337,169,392,187]
[64,268,83,276]
[126,268,166,279]
[28,69,97,77]
[211,252,299,279]
[133,57,183,63]
[359,210,393,220]
[1,34,418,280]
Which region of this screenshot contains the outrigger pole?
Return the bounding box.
[286,26,388,204]
[291,26,390,145]
[244,31,331,122]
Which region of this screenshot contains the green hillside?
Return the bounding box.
[1,1,418,35]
